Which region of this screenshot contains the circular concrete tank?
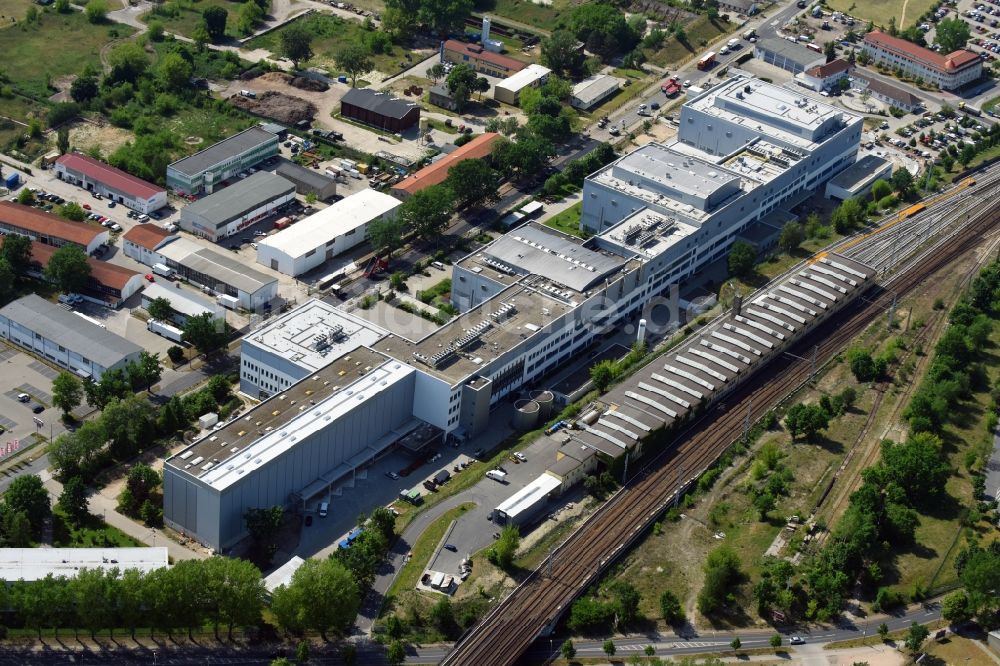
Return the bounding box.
[529,390,555,421]
[512,399,540,431]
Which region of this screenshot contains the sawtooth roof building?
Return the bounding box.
[862,30,981,90]
[0,294,142,379]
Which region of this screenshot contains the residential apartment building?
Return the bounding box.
[862,30,981,90]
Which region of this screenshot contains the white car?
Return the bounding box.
[514,452,527,462]
[790,637,805,645]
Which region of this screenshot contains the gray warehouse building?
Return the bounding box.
[274,161,338,201]
[167,126,279,196]
[179,172,296,242]
[0,294,142,379]
[164,348,419,551]
[753,38,824,74]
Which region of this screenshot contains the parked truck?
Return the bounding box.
[697,51,715,70]
[148,318,184,343]
[4,172,20,190]
[486,469,508,483]
[152,263,175,279]
[217,294,240,310]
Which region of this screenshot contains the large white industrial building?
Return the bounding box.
[255,189,401,277]
[164,74,867,551]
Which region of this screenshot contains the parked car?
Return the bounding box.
[16,393,29,403]
[790,637,805,645]
[385,471,400,480]
[144,274,155,282]
[30,403,44,414]
[444,544,458,552]
[514,452,527,462]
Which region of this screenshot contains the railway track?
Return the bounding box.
[441,193,1000,666]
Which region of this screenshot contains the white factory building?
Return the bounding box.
[0,548,168,582]
[163,75,867,552]
[255,189,402,277]
[239,299,388,398]
[493,64,551,105]
[141,282,223,325]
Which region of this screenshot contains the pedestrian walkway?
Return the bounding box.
[40,475,208,562]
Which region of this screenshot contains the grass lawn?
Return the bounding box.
[246,13,406,77]
[982,94,1000,113]
[472,0,569,32]
[161,104,256,153]
[386,502,476,599]
[643,17,733,69]
[0,0,40,22]
[0,12,135,99]
[543,202,585,238]
[52,508,144,548]
[825,0,936,28]
[142,0,246,41]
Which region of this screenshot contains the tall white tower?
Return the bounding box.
[482,16,492,43]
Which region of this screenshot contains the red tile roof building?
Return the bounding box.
[0,202,108,255]
[26,241,144,306]
[442,40,527,77]
[861,30,981,90]
[391,133,501,199]
[54,153,167,214]
[122,224,177,266]
[797,58,852,92]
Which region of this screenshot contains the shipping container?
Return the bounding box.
[147,318,184,343]
[274,216,292,230]
[217,294,240,310]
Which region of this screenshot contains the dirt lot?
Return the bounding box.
[223,74,434,161]
[67,120,134,157]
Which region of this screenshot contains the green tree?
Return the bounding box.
[17,189,34,206]
[126,351,162,392]
[341,644,357,666]
[418,0,472,35]
[824,40,837,62]
[58,476,89,523]
[70,74,99,104]
[71,567,115,639]
[698,546,743,615]
[778,222,804,253]
[446,159,498,209]
[784,403,829,441]
[52,371,83,416]
[941,590,971,624]
[0,258,13,305]
[446,64,478,112]
[1,233,31,275]
[603,639,616,657]
[101,395,156,460]
[107,41,150,83]
[660,590,685,623]
[157,52,193,91]
[45,245,91,294]
[167,345,185,365]
[55,0,71,12]
[335,44,372,87]
[148,19,166,41]
[84,0,108,23]
[245,506,284,564]
[296,640,310,663]
[905,622,929,652]
[959,144,976,167]
[936,17,971,53]
[770,634,782,648]
[84,367,130,410]
[57,127,70,155]
[848,349,878,382]
[281,24,314,69]
[487,524,520,570]
[610,580,641,625]
[60,201,86,222]
[271,558,360,639]
[183,312,227,355]
[203,5,228,41]
[386,640,406,666]
[590,359,618,392]
[147,297,174,322]
[47,420,106,479]
[4,475,51,537]
[731,637,742,652]
[541,30,586,76]
[878,623,889,639]
[398,184,454,241]
[728,240,756,278]
[871,179,892,201]
[236,0,266,34]
[561,639,577,659]
[367,216,405,258]
[4,510,32,546]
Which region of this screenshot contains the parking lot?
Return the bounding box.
[0,344,68,446]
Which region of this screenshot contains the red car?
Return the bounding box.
[82,203,91,210]
[144,274,155,282]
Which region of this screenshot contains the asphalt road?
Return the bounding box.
[413,599,945,663]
